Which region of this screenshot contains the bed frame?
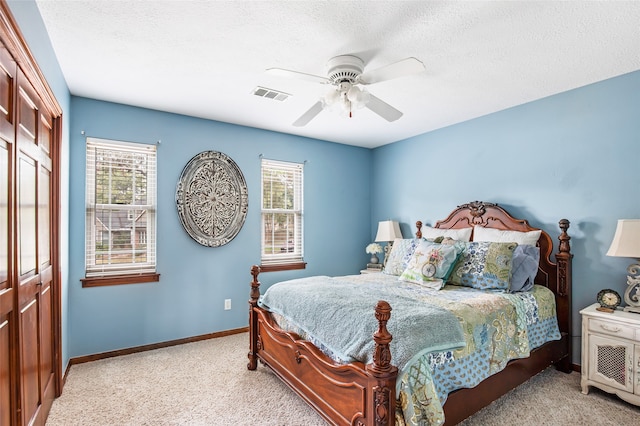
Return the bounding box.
[248,201,572,426]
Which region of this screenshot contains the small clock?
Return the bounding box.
[597,289,621,311]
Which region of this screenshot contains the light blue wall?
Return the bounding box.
[372,70,640,363]
[7,0,71,369]
[68,97,372,357]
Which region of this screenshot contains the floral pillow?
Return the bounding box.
[448,241,518,291]
[383,238,422,276]
[400,240,464,290]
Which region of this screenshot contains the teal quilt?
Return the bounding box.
[259,275,465,370]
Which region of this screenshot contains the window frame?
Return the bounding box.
[82,137,159,287]
[260,158,305,272]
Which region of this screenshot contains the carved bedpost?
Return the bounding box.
[415,220,423,238]
[556,219,572,298]
[249,265,261,305]
[558,219,571,258]
[555,219,573,373]
[370,301,393,373]
[366,301,398,426]
[247,265,261,370]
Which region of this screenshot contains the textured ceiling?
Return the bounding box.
[35,1,640,148]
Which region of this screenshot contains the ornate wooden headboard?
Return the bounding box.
[415,201,573,337]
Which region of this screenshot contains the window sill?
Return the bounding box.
[258,262,306,273]
[81,273,160,288]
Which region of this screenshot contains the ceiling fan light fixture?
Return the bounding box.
[347,86,370,109]
[339,98,352,116]
[321,82,369,117]
[321,88,341,111]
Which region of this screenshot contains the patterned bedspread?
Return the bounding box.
[263,274,561,426]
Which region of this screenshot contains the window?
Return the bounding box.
[260,159,304,271]
[83,138,158,286]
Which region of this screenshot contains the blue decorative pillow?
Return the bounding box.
[509,245,540,292]
[448,241,518,291]
[383,238,422,276]
[400,240,464,289]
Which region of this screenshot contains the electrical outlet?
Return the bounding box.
[224,299,231,310]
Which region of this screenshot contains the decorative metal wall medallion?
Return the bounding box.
[176,151,248,247]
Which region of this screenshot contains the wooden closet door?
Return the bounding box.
[0,4,62,425]
[0,44,16,426]
[15,67,55,426]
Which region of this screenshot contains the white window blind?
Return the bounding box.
[261,159,304,265]
[85,138,157,277]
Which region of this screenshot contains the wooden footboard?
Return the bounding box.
[248,265,397,426]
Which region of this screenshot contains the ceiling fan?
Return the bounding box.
[266,55,425,127]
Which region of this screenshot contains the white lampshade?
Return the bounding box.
[606,219,640,258]
[375,220,403,242]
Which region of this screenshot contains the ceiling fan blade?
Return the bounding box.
[266,68,330,85]
[292,101,324,127]
[365,94,403,122]
[358,57,425,85]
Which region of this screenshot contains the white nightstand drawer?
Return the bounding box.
[588,317,636,340]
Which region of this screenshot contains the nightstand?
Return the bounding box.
[580,303,640,406]
[360,269,383,274]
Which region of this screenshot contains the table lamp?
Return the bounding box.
[375,220,403,267]
[606,219,640,313]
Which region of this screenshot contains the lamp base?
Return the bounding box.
[622,262,640,314]
[382,242,393,267]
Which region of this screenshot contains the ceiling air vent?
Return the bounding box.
[252,86,290,101]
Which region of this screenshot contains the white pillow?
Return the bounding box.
[472,225,541,246]
[421,226,472,242]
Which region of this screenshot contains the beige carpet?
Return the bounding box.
[47,332,640,425]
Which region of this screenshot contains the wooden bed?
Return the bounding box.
[248,201,573,426]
